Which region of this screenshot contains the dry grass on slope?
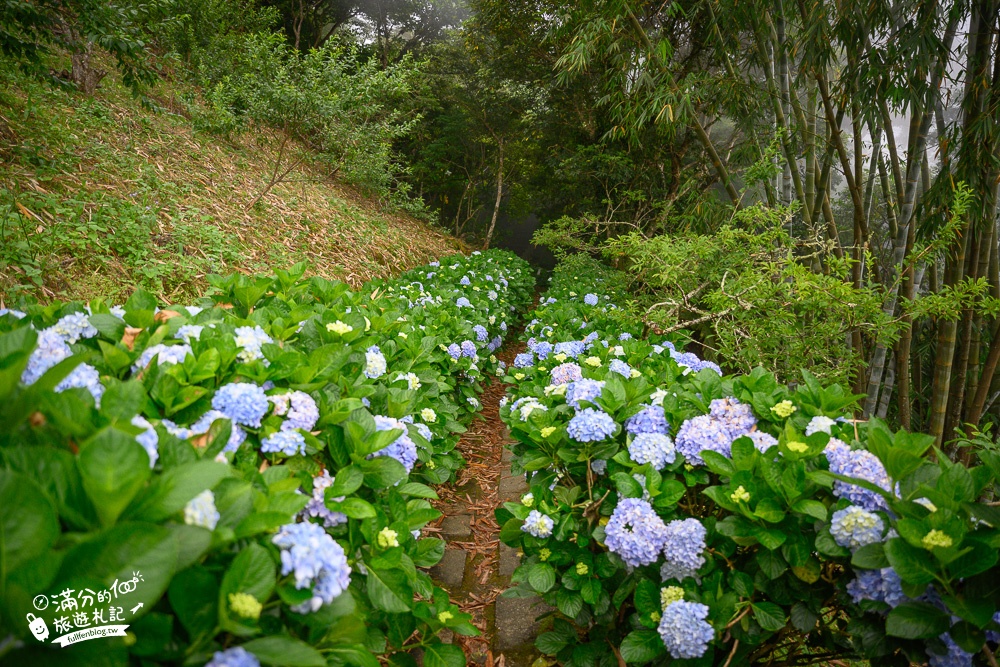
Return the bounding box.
[0,67,463,305]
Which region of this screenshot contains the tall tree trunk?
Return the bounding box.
[483,140,504,250]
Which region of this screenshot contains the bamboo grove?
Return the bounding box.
[479,0,1000,447]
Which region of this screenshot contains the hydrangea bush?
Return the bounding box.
[0,250,533,666]
[497,257,1000,667]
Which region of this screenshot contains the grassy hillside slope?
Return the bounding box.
[0,66,462,305]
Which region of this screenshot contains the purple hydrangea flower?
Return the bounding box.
[460,340,477,358]
[473,325,489,342]
[550,362,583,385]
[302,470,347,528]
[369,415,418,473]
[270,391,319,431]
[447,343,462,360]
[824,439,893,512]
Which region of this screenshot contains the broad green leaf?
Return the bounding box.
[886,602,950,639]
[78,426,152,527]
[243,636,326,666]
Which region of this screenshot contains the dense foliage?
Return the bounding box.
[0,250,532,666]
[498,256,1000,667]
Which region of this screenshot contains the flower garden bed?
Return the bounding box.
[497,256,1000,667]
[0,250,533,667]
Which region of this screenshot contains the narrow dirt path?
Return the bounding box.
[425,340,547,667]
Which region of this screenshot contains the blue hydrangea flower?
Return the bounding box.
[671,350,722,375]
[56,363,104,405]
[583,331,599,345]
[662,518,706,575]
[487,290,498,300]
[987,611,1000,643]
[234,325,273,364]
[132,415,159,468]
[629,433,676,469]
[846,567,906,607]
[604,498,667,568]
[212,382,269,428]
[447,343,462,360]
[626,404,669,435]
[554,341,586,358]
[460,340,477,358]
[473,325,489,342]
[50,312,98,344]
[183,490,220,530]
[674,398,757,465]
[22,329,72,385]
[824,439,893,511]
[709,398,756,433]
[608,359,632,378]
[658,601,714,659]
[369,415,418,473]
[364,345,387,379]
[132,343,192,374]
[0,308,26,318]
[566,379,605,408]
[584,293,599,306]
[513,352,534,368]
[269,391,319,431]
[522,510,554,538]
[206,646,260,667]
[456,297,472,308]
[927,633,973,667]
[830,506,884,550]
[302,470,347,528]
[460,275,471,285]
[532,341,553,360]
[675,415,735,465]
[567,407,617,442]
[261,430,307,457]
[273,522,351,613]
[591,459,607,474]
[550,362,583,385]
[619,332,633,341]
